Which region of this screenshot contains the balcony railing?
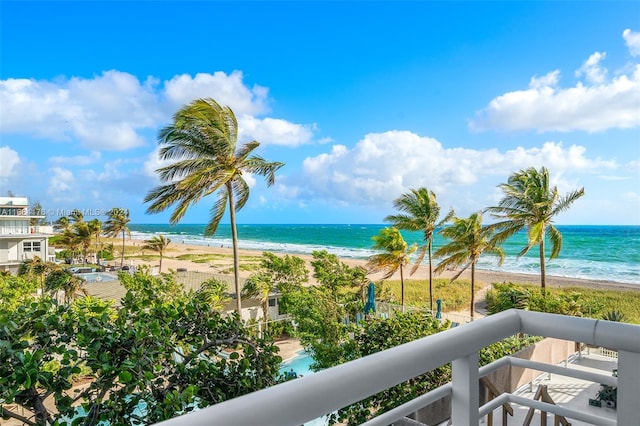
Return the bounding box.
[157,309,640,426]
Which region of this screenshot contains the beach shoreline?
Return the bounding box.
[122,237,640,293]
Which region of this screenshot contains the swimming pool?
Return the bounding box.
[279,352,330,425]
[75,272,119,283]
[280,351,314,377]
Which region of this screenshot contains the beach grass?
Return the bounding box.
[379,278,486,312]
[497,284,640,324]
[175,253,231,262]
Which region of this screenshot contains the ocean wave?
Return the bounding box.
[129,227,640,286]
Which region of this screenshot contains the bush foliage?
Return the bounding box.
[486,282,640,323]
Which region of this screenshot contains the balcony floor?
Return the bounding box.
[484,352,618,426]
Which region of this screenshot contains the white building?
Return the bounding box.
[0,196,54,274]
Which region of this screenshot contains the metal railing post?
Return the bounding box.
[616,350,640,425]
[451,351,479,425]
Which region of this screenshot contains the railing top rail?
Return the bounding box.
[157,309,640,426]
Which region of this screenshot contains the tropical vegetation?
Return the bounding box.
[366,227,417,310]
[0,270,282,424]
[144,98,284,315]
[385,187,454,311]
[142,234,171,272]
[485,166,585,291]
[486,282,640,324]
[103,207,131,267]
[434,212,504,317]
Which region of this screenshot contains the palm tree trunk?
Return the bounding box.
[539,239,546,293]
[470,261,475,318]
[159,253,163,273]
[428,238,433,312]
[400,264,405,313]
[227,182,242,316]
[121,231,125,268]
[263,300,269,331]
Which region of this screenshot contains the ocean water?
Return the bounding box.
[129,224,640,285]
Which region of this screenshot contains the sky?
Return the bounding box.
[1,1,639,226]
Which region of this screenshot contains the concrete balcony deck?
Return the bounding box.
[157,309,640,426]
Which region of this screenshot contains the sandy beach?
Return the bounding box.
[123,237,640,293]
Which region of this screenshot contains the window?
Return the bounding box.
[23,241,42,252]
[268,298,277,307]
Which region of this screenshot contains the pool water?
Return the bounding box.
[279,352,330,425]
[76,272,119,283]
[280,351,314,377]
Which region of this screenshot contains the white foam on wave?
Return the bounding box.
[130,231,640,285]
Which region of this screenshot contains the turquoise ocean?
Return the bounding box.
[129,224,640,286]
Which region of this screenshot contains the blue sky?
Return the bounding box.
[1,1,639,226]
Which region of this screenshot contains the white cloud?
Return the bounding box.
[0,146,20,181]
[163,71,269,116]
[143,148,168,180]
[238,115,314,146]
[284,131,614,212]
[598,175,629,181]
[470,66,640,133]
[0,71,160,150]
[49,151,101,165]
[470,31,640,133]
[47,167,76,201]
[575,52,607,84]
[530,70,560,89]
[1,70,314,151]
[623,29,640,57]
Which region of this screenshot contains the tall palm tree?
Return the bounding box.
[434,212,504,318]
[70,209,84,223]
[142,234,171,273]
[485,166,584,291]
[366,227,417,310]
[18,256,50,296]
[72,221,93,266]
[144,98,284,316]
[87,219,102,264]
[103,208,131,268]
[385,187,454,312]
[59,227,79,264]
[54,216,70,233]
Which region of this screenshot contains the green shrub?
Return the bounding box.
[486,283,640,323]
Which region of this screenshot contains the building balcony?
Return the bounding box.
[156,309,639,426]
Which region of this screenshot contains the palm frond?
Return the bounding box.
[204,187,229,236]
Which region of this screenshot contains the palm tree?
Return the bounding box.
[87,219,102,264]
[72,221,93,266]
[366,227,417,310]
[350,265,370,304]
[385,187,454,312]
[142,234,171,273]
[103,208,131,268]
[54,216,70,233]
[18,256,49,296]
[70,209,84,223]
[45,268,88,304]
[144,98,284,316]
[485,166,584,291]
[59,227,79,264]
[242,273,273,328]
[434,212,504,318]
[195,277,231,312]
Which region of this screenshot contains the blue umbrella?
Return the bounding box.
[364,282,376,314]
[436,299,442,319]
